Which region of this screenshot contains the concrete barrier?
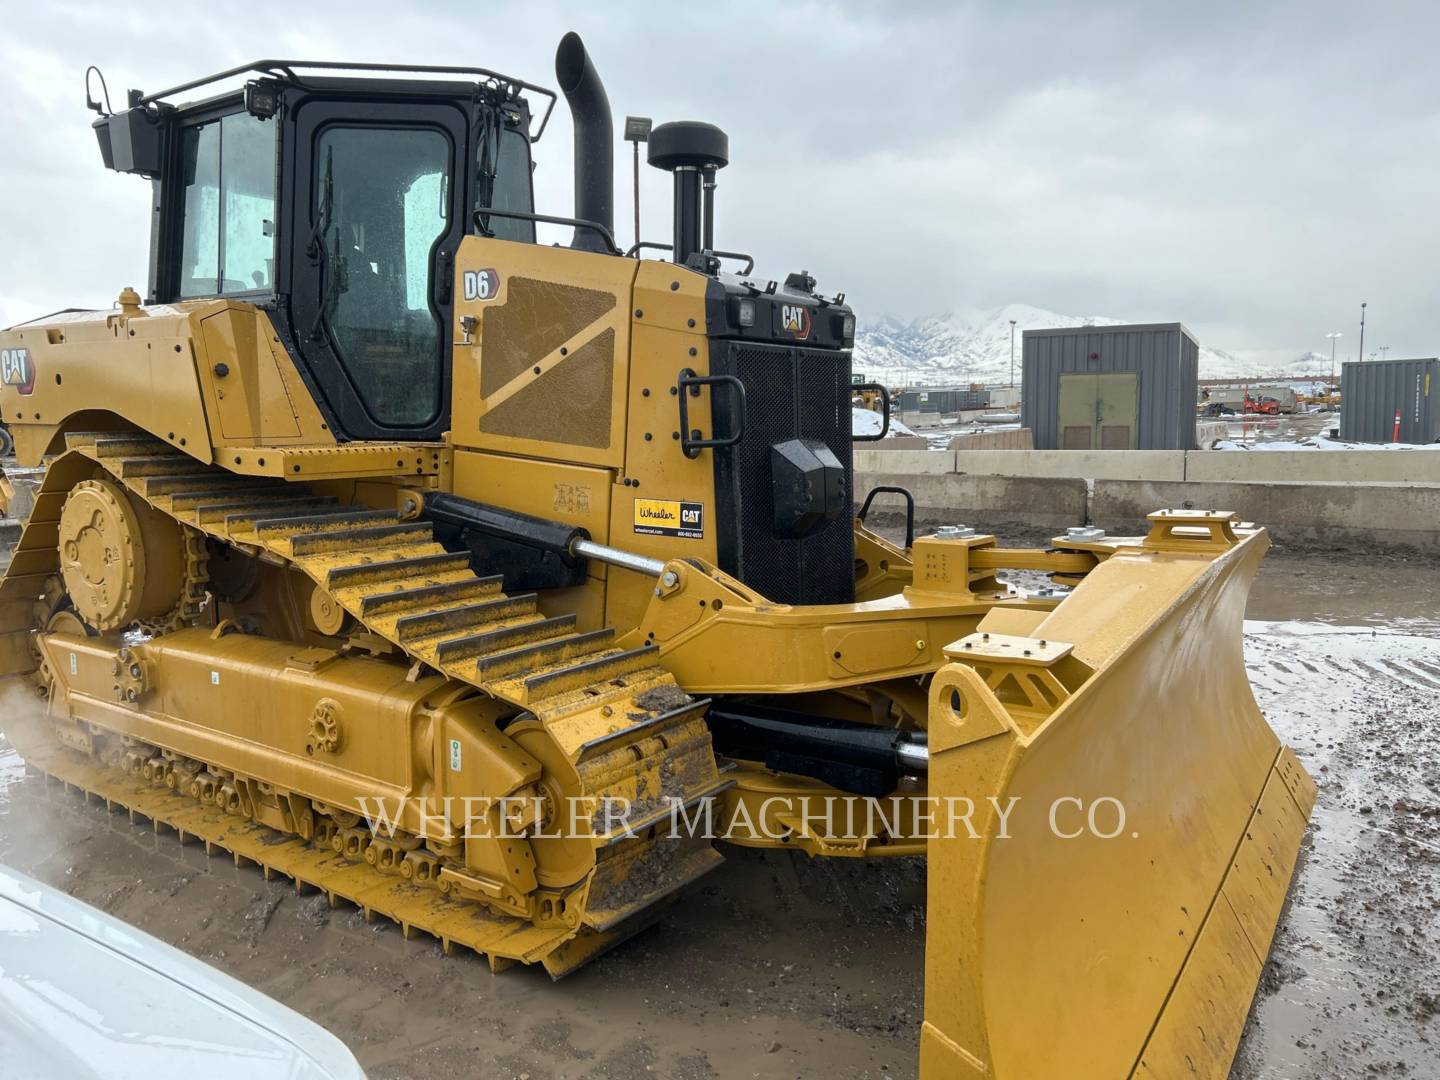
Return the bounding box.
[949,428,1034,451]
[855,445,1440,485]
[1185,449,1440,485]
[852,444,1440,552]
[856,472,1087,530]
[859,435,930,451]
[948,449,1188,482]
[1092,479,1440,553]
[853,449,956,475]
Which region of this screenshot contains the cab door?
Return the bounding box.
[285,98,470,441]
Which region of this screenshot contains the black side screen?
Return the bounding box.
[710,341,855,605]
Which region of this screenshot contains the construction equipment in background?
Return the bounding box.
[1200,386,1293,416]
[0,34,1313,1078]
[1300,388,1340,410]
[850,371,892,419]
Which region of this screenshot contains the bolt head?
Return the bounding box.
[661,570,679,588]
[935,524,976,540]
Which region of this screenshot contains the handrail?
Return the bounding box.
[131,59,558,139]
[624,241,755,275]
[471,208,620,254]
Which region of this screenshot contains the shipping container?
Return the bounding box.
[1021,323,1199,450]
[1339,358,1439,443]
[894,387,990,413]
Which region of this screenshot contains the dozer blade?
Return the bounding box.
[920,518,1315,1080]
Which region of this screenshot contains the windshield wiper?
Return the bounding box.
[474,105,503,235]
[307,146,336,343]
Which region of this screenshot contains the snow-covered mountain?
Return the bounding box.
[853,303,1316,384]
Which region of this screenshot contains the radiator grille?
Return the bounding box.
[710,341,854,605]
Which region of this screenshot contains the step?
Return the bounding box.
[252,508,398,539]
[63,431,115,450]
[326,552,473,590]
[395,594,538,644]
[434,614,578,667]
[90,437,179,459]
[141,473,261,498]
[522,645,661,701]
[474,628,616,681]
[289,522,433,557]
[357,576,504,618]
[176,488,325,514]
[117,456,210,479]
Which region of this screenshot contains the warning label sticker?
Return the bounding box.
[633,498,704,539]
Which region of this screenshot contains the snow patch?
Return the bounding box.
[851,407,916,438]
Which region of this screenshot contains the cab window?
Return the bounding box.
[313,125,450,427]
[476,127,535,243]
[177,112,276,297]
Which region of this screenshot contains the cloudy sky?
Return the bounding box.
[1,1,1435,368]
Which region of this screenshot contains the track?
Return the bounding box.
[0,432,728,974]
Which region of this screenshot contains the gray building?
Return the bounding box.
[1021,323,1199,450]
[1339,358,1439,444]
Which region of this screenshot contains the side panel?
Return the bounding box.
[193,305,332,445]
[451,236,639,469]
[605,261,722,630]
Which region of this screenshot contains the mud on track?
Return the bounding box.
[1,550,1437,1079]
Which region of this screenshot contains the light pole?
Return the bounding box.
[1009,319,1017,389]
[1380,345,1390,361]
[1326,332,1342,386]
[1358,301,1367,363]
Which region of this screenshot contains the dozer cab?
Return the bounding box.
[0,33,1313,1078]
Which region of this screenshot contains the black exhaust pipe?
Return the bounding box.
[554,32,614,253]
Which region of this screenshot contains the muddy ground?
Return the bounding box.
[1,544,1437,1079]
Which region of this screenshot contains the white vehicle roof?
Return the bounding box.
[0,864,366,1080]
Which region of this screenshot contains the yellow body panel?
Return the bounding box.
[1,300,220,462]
[192,304,331,445]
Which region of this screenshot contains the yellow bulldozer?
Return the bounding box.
[0,33,1313,1078]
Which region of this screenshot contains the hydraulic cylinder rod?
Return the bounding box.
[424,492,664,577]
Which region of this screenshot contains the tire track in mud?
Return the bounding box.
[1233,624,1440,1079]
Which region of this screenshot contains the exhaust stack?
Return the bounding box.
[554,32,614,253]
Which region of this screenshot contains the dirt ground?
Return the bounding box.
[1,544,1437,1079]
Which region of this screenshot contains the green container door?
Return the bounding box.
[1058,372,1139,450]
